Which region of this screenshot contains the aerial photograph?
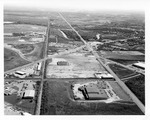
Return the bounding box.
[3,0,146,116]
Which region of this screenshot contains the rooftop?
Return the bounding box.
[23,90,35,98]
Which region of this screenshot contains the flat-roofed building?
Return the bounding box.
[57,61,69,66]
[22,90,35,99]
[79,84,108,100]
[132,62,145,70]
[94,73,114,79]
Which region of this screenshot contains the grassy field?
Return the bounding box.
[108,59,140,65]
[98,52,144,61]
[108,63,138,79]
[40,81,143,115]
[4,24,46,33]
[4,48,30,71]
[125,75,145,105]
[4,10,48,26]
[10,44,35,54]
[25,42,44,61]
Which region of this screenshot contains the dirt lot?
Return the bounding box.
[4,48,30,71]
[46,53,106,78]
[40,81,143,115]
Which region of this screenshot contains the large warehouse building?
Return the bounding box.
[79,84,108,100]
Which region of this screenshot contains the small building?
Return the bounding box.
[22,90,35,99]
[14,71,26,78]
[132,62,145,70]
[57,61,69,66]
[94,73,114,79]
[37,62,42,71]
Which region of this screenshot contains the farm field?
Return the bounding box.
[40,81,143,115]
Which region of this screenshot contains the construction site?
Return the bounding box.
[4,7,145,115]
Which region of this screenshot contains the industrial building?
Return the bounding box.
[57,61,69,66]
[132,62,145,70]
[94,72,114,79]
[78,84,108,100]
[22,90,35,99]
[14,71,26,78]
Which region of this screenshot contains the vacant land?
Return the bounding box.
[125,75,145,105]
[25,42,44,61]
[46,53,106,78]
[4,48,30,71]
[10,44,35,54]
[99,51,145,61]
[108,63,138,79]
[4,24,46,33]
[40,81,143,115]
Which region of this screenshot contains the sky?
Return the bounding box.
[3,0,147,12]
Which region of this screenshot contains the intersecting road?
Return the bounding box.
[58,12,145,114]
[4,13,145,114]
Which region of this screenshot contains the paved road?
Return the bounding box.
[4,45,86,74]
[58,12,145,114]
[34,19,50,115]
[120,73,141,82]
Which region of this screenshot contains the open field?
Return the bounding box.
[99,51,145,61]
[4,24,46,33]
[125,75,145,105]
[108,63,138,79]
[4,48,30,71]
[40,81,143,115]
[25,42,44,61]
[46,52,106,78]
[107,81,132,102]
[4,36,20,43]
[4,10,49,26]
[10,44,35,54]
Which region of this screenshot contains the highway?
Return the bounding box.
[58,12,145,114]
[34,19,50,115]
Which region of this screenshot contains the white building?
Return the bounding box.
[23,90,35,99]
[94,72,114,79]
[132,62,145,69]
